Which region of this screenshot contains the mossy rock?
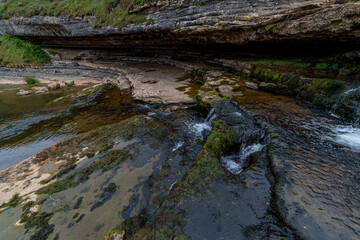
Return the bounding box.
[251,67,280,83]
[302,78,348,108]
[332,89,360,124]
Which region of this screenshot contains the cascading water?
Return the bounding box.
[328,86,360,152]
[221,143,264,174]
[330,125,360,152]
[186,108,216,140]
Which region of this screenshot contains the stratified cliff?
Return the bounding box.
[0,0,359,48]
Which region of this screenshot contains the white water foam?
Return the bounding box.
[172,141,184,152]
[331,126,360,152]
[186,109,216,140]
[221,143,264,175]
[341,86,360,96]
[233,112,242,117]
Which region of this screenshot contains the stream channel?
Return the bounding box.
[0,60,359,240]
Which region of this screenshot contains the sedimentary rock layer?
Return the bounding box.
[0,0,359,48]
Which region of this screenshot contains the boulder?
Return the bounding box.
[47,82,61,90]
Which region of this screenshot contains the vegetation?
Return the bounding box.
[0,34,50,67]
[251,67,280,83]
[36,150,132,195]
[0,193,23,209]
[174,120,236,196]
[0,0,147,29]
[47,49,60,56]
[20,200,56,240]
[24,76,39,84]
[303,78,348,107]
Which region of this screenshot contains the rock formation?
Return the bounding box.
[0,0,359,48]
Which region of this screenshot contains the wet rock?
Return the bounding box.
[47,82,61,90]
[245,82,258,90]
[164,105,181,112]
[332,88,360,124]
[16,89,32,96]
[29,205,39,213]
[65,80,75,87]
[258,82,277,92]
[207,71,222,78]
[102,231,125,240]
[338,68,355,77]
[207,81,221,87]
[217,85,233,97]
[32,87,49,94]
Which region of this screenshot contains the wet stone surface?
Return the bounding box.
[234,86,360,240]
[1,60,360,240]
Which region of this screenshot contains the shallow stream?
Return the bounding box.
[0,66,359,240]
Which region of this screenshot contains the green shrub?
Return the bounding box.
[24,76,39,84]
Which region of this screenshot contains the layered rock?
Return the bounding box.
[0,0,359,48]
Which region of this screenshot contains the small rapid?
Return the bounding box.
[185,108,216,140]
[330,125,360,151]
[221,143,264,174]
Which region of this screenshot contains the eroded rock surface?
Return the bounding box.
[0,0,359,47]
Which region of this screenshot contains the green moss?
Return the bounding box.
[314,62,340,71]
[20,201,55,240]
[251,67,280,83]
[174,120,235,196]
[0,34,50,67]
[343,63,358,71]
[332,90,360,124]
[204,120,236,156]
[303,79,348,107]
[40,157,78,184]
[0,193,23,209]
[152,224,189,240]
[47,50,60,56]
[314,63,331,70]
[36,150,132,195]
[189,69,206,84]
[249,58,303,66]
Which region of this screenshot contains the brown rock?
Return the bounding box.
[47,82,61,90]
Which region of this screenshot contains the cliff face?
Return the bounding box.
[0,0,359,48]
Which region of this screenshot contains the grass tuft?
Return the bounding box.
[0,34,50,67]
